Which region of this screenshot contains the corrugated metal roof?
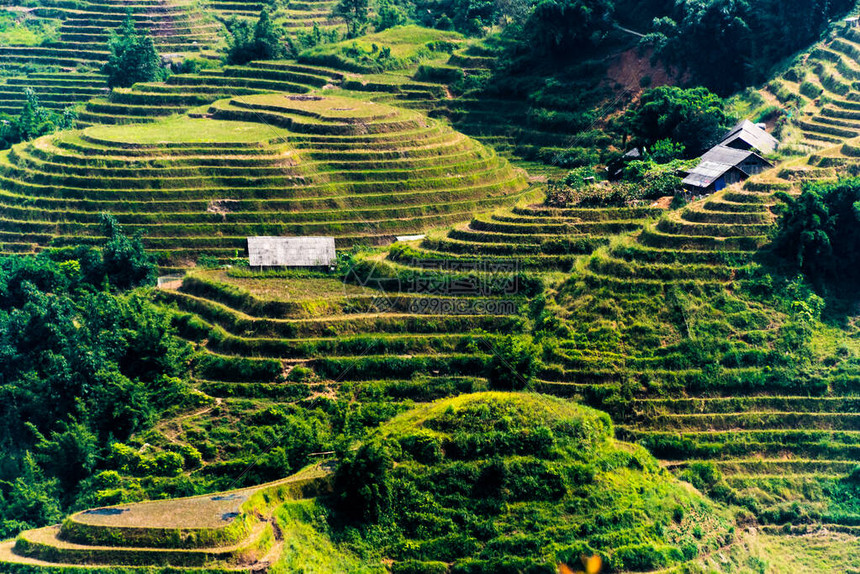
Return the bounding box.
[701,145,754,165]
[247,236,336,267]
[721,119,778,154]
[682,161,736,188]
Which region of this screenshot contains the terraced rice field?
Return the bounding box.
[153,164,857,529]
[69,26,582,174]
[0,94,529,266]
[75,32,472,126]
[392,203,665,272]
[158,266,524,400]
[0,5,858,568]
[547,167,859,526]
[0,0,222,115]
[766,27,860,149]
[0,464,327,571]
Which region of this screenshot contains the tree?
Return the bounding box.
[645,0,855,95]
[0,249,192,539]
[523,0,614,57]
[773,179,860,291]
[493,0,532,27]
[102,14,164,88]
[0,454,62,538]
[333,0,370,38]
[0,90,76,149]
[332,439,394,522]
[622,86,731,157]
[100,213,156,290]
[32,420,98,500]
[374,0,408,31]
[487,335,542,390]
[226,10,287,64]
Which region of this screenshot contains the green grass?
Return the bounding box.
[302,25,464,62]
[693,532,860,573]
[83,118,291,145]
[337,392,735,572]
[269,501,382,574]
[0,11,60,46]
[192,269,372,302]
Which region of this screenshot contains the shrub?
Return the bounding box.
[649,139,686,163]
[486,335,542,391]
[287,366,314,382]
[392,561,448,574]
[332,439,394,522]
[681,461,723,491]
[612,543,681,571]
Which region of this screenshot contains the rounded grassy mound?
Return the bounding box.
[0,94,528,268]
[0,465,328,572]
[335,392,735,573]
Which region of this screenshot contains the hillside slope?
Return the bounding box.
[0,2,858,573]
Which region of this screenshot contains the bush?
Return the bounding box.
[486,335,542,390]
[392,561,449,574]
[332,439,394,522]
[612,543,681,571]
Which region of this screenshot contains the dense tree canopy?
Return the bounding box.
[523,0,614,56]
[644,0,856,94]
[226,10,287,64]
[102,14,165,88]
[622,86,731,157]
[0,221,192,538]
[773,179,860,292]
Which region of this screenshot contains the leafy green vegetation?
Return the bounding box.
[774,178,860,292]
[333,0,370,38]
[0,226,191,539]
[0,10,59,46]
[0,88,75,149]
[0,0,859,571]
[225,10,287,65]
[101,14,166,89]
[643,0,856,94]
[327,393,734,572]
[621,86,732,157]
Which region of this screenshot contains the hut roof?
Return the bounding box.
[247,236,336,267]
[682,161,744,188]
[720,119,779,154]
